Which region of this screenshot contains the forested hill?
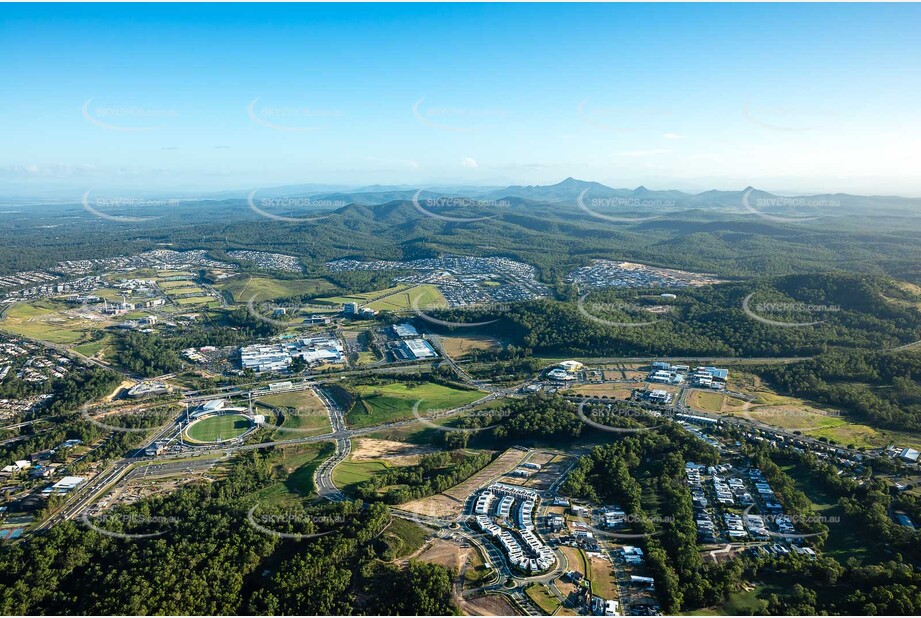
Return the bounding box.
[2,191,921,285]
[423,272,921,358]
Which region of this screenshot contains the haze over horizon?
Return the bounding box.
[3,3,921,198]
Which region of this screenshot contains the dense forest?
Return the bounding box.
[423,273,921,358]
[3,192,921,288]
[757,349,921,431]
[0,451,457,615]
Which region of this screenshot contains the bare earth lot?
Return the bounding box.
[351,438,436,466]
[399,448,529,518]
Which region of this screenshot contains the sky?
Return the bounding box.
[1,3,920,198]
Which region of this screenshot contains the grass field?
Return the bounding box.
[345,381,483,429]
[525,583,561,615]
[588,553,618,600]
[186,413,252,442]
[217,276,337,302]
[258,389,332,437]
[175,296,219,306]
[73,334,113,358]
[684,587,768,615]
[366,284,446,311]
[317,284,411,306]
[156,279,195,290]
[721,393,885,449]
[316,283,446,312]
[379,518,429,559]
[252,443,334,506]
[0,300,98,344]
[164,286,204,296]
[332,458,392,491]
[688,390,727,412]
[778,460,888,563]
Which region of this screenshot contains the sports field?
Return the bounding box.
[186,413,252,442]
[345,381,483,428]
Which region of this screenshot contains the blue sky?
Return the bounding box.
[2,3,920,197]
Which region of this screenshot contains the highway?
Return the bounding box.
[312,386,349,502]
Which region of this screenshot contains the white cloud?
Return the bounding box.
[461,157,479,168]
[663,133,685,140]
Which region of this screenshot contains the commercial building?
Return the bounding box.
[127,381,170,398]
[240,336,344,372]
[395,338,438,361]
[646,389,672,404]
[46,476,86,494]
[392,323,420,338]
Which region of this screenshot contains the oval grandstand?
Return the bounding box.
[182,407,262,444]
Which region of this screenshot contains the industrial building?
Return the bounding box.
[240,336,344,372]
[392,323,420,338]
[394,338,438,361]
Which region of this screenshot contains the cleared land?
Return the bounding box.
[719,392,885,449]
[367,284,446,312]
[438,335,501,358]
[400,448,528,518]
[317,283,446,312]
[571,382,643,400]
[464,594,521,617]
[525,583,561,615]
[217,276,337,302]
[0,301,101,345]
[185,413,251,442]
[345,381,484,429]
[351,438,436,467]
[588,554,618,600]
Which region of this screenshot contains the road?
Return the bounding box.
[313,386,349,502]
